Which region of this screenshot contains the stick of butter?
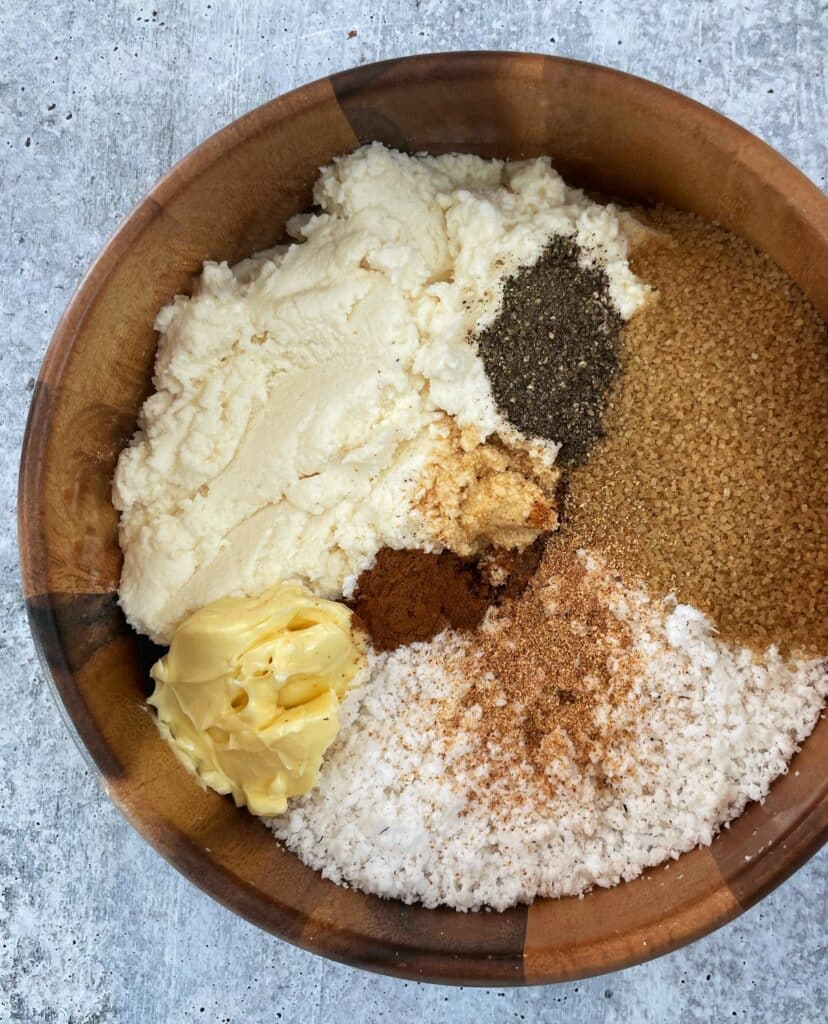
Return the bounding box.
[148,582,367,816]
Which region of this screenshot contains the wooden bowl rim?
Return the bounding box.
[18,51,828,985]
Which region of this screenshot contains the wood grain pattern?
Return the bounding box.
[17,52,828,985]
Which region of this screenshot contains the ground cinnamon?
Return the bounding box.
[350,541,545,652]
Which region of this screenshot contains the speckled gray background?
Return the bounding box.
[1,1,826,1021]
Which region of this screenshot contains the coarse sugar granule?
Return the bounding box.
[568,207,828,655]
[476,234,623,466]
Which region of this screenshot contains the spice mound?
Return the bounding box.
[451,534,639,794]
[476,235,624,465]
[418,423,559,556]
[350,540,545,652]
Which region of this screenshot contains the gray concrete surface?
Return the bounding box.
[1,1,826,1021]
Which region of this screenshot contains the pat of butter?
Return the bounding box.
[148,582,366,816]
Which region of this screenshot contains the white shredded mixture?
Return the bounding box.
[271,562,827,911]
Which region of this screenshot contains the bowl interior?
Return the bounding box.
[19,53,828,984]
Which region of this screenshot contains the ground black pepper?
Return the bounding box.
[476,235,623,466]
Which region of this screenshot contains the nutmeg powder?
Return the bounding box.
[449,533,640,800]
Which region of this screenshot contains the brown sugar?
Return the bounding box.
[449,534,639,800]
[568,208,828,655]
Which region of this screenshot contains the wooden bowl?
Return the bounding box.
[18,52,828,984]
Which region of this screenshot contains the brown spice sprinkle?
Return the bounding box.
[350,541,545,653]
[568,207,828,655]
[449,534,639,799]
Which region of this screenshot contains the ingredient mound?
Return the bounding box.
[113,144,647,644]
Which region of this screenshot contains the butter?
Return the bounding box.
[148,582,366,816]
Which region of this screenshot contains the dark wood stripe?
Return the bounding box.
[29,591,129,675]
[26,591,130,777]
[298,894,527,984]
[330,59,411,150]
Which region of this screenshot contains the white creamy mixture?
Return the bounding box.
[271,563,827,911]
[114,144,648,643]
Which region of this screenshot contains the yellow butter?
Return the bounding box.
[148,582,366,816]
